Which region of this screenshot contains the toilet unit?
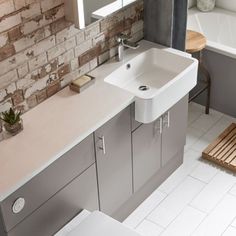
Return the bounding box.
[55,210,141,236]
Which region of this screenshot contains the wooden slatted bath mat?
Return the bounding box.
[202,123,236,172]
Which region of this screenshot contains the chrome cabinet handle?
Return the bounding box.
[159,116,163,134]
[98,136,106,155]
[167,111,170,128]
[163,112,170,128]
[154,117,162,135]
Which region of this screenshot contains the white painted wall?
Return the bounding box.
[188,0,196,8]
[216,0,236,12]
[188,0,236,12]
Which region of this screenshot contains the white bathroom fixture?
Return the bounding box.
[105,48,198,123]
[55,211,141,236]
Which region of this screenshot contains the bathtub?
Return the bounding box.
[188,7,236,58]
[187,7,236,117]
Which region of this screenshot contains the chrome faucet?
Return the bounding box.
[117,34,139,61]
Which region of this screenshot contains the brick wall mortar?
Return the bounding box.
[0,0,144,113]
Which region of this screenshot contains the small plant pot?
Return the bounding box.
[0,120,2,133]
[0,120,3,141]
[197,0,216,12]
[4,119,23,136]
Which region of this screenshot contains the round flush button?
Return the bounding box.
[12,198,25,214]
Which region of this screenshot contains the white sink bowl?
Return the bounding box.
[105,48,198,123]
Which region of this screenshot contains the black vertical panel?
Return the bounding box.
[144,0,188,51]
[144,0,174,47]
[172,0,188,51]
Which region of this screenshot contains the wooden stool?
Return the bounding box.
[186,30,211,114]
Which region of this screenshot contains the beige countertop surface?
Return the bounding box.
[0,40,190,201]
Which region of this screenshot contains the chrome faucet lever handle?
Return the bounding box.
[117,33,130,43]
[116,33,138,61]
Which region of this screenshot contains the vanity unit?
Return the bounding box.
[0,41,198,236]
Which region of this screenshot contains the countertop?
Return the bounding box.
[0,40,190,201]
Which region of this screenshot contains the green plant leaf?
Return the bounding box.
[0,108,21,125]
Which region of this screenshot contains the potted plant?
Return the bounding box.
[0,108,23,136]
[197,0,216,12]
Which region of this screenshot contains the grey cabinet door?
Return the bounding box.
[132,119,162,192]
[95,107,132,216]
[162,96,188,166]
[130,103,142,132]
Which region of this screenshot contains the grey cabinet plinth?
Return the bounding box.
[132,119,162,192]
[95,107,133,216]
[162,96,188,166]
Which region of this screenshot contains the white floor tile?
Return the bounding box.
[159,149,200,194]
[135,220,164,236]
[203,116,233,141]
[223,114,236,124]
[231,218,236,228]
[190,136,211,152]
[190,172,236,213]
[191,116,234,152]
[147,177,205,228]
[161,206,206,236]
[192,194,236,236]
[190,109,223,133]
[185,127,204,150]
[190,161,218,183]
[188,103,205,125]
[123,190,166,229]
[183,148,202,162]
[223,226,236,236]
[229,184,236,197]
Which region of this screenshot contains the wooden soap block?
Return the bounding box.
[70,75,95,93]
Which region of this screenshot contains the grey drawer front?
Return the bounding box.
[8,164,99,236]
[1,134,95,232]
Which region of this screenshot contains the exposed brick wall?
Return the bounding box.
[0,0,144,113]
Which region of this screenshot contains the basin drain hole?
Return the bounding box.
[139,85,150,91]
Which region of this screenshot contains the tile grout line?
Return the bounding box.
[188,113,226,151]
[187,174,229,214]
[145,176,206,231]
[226,214,236,231]
[187,173,211,184]
[128,190,169,230]
[159,148,203,196]
[188,165,219,185]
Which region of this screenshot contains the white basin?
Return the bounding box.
[105,48,198,123]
